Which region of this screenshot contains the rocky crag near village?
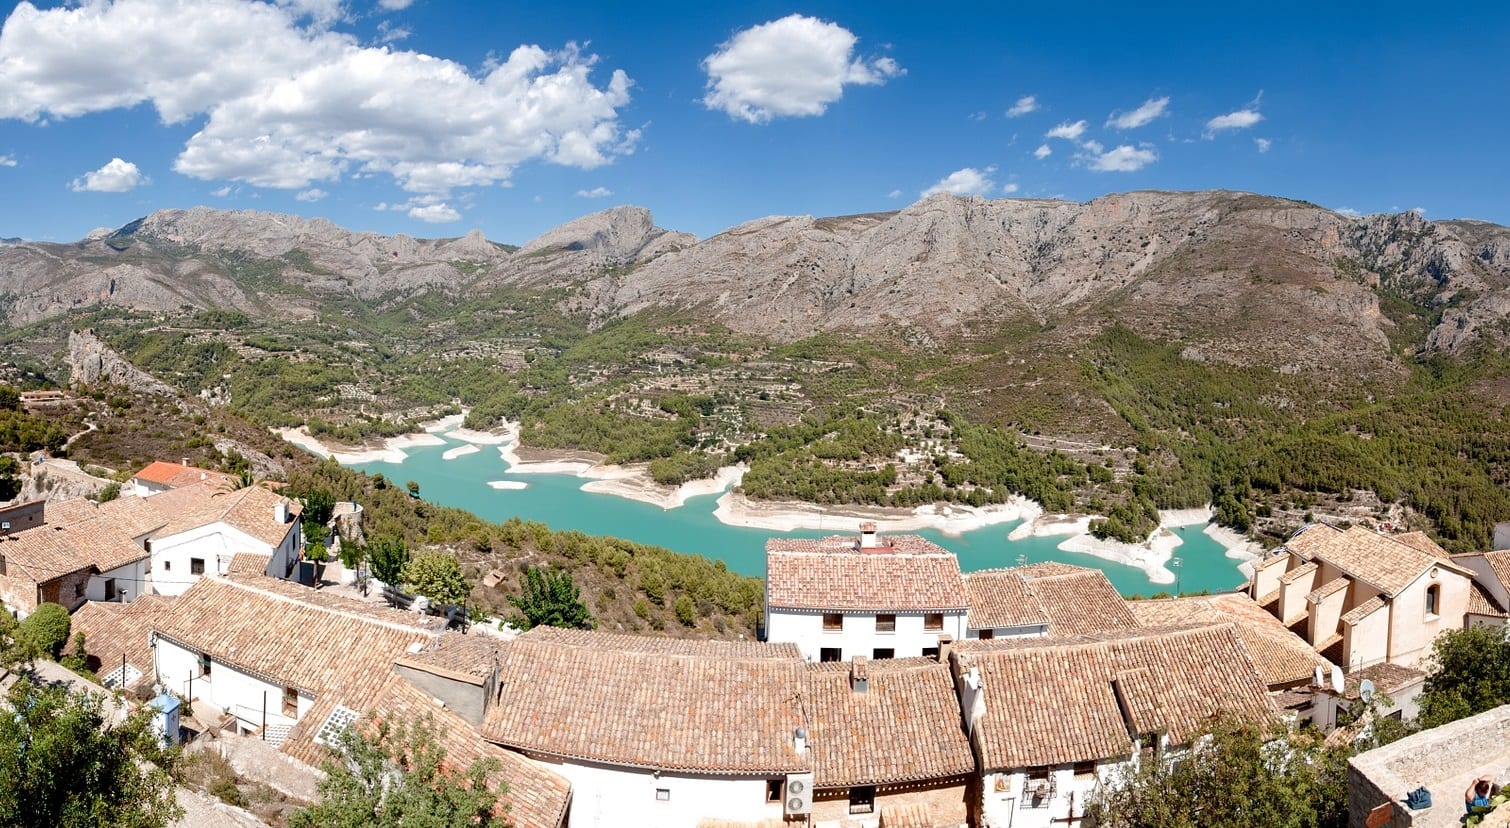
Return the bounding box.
[1,191,1508,379]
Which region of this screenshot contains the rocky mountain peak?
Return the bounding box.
[517,205,689,260]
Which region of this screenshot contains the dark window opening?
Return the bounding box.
[766,780,783,803]
[820,647,842,663]
[875,613,896,632]
[104,578,117,601]
[199,653,212,677]
[1425,584,1440,616]
[979,628,995,640]
[191,558,205,575]
[872,648,894,660]
[922,646,940,659]
[282,686,298,718]
[849,786,875,815]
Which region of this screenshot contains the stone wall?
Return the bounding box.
[1349,703,1510,828]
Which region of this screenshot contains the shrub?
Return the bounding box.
[19,603,71,660]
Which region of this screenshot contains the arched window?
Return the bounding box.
[1425,584,1440,617]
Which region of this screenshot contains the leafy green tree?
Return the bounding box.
[1416,626,1510,728]
[18,602,71,660]
[298,487,336,525]
[674,594,696,627]
[402,552,471,607]
[289,712,506,828]
[406,480,420,497]
[306,542,330,583]
[0,679,183,828]
[368,536,410,585]
[1085,718,1350,828]
[508,567,593,630]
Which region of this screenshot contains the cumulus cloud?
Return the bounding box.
[887,188,902,198]
[1001,182,1019,194]
[1106,96,1168,129]
[1033,144,1051,160]
[1006,95,1038,117]
[70,157,147,192]
[0,0,636,194]
[1045,120,1087,140]
[922,166,996,198]
[210,184,235,197]
[0,153,14,167]
[378,0,414,8]
[1335,207,1361,217]
[1205,108,1263,135]
[408,202,459,222]
[295,188,327,201]
[1080,144,1157,172]
[576,186,612,198]
[701,14,902,123]
[1255,137,1271,153]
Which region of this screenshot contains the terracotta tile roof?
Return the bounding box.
[1021,565,1140,635]
[765,535,968,612]
[143,481,300,549]
[396,631,505,685]
[97,496,169,538]
[1467,550,1510,594]
[802,657,974,788]
[953,624,1277,769]
[482,627,809,775]
[963,569,1048,629]
[1343,662,1425,700]
[1251,552,1290,572]
[1012,561,1087,578]
[1282,525,1470,597]
[73,594,174,687]
[1126,594,1334,688]
[1468,581,1508,618]
[226,552,272,575]
[1308,577,1351,603]
[43,498,103,526]
[297,671,571,828]
[1340,596,1387,625]
[220,571,447,632]
[132,461,238,489]
[0,516,146,582]
[153,575,439,697]
[1278,561,1318,585]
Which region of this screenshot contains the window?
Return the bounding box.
[282,686,298,718]
[872,648,894,660]
[74,581,85,599]
[162,559,170,571]
[766,779,783,803]
[190,558,205,576]
[820,647,842,663]
[199,653,212,677]
[875,613,896,632]
[655,788,670,802]
[1074,761,1097,779]
[978,629,995,640]
[822,613,843,631]
[922,646,940,659]
[848,786,875,815]
[924,613,944,631]
[104,578,117,601]
[1425,584,1440,617]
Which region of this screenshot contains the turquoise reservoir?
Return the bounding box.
[348,434,1247,596]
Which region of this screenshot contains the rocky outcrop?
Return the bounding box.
[67,329,177,395]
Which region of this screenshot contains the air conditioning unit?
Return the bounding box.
[784,772,814,816]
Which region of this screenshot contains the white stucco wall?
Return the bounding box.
[154,637,314,730]
[530,754,786,828]
[980,761,1130,828]
[87,558,150,602]
[765,608,967,661]
[1386,569,1471,668]
[149,522,278,597]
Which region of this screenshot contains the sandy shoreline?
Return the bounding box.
[275,418,1260,585]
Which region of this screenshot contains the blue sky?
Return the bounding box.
[0,0,1506,243]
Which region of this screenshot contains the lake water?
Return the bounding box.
[348,433,1248,596]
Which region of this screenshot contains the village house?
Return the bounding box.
[137,480,303,594]
[0,506,150,615]
[950,623,1278,828]
[963,562,1141,640]
[1448,549,1510,630]
[1248,524,1481,670]
[480,627,976,828]
[128,459,238,498]
[764,524,970,662]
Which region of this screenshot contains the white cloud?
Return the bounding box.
[701,14,902,123]
[1106,96,1168,129]
[1001,182,1019,194]
[1410,207,1426,216]
[1045,120,1087,140]
[295,187,327,201]
[1336,207,1361,217]
[70,157,147,192]
[922,166,996,198]
[1081,144,1157,172]
[211,184,234,197]
[378,0,414,8]
[1081,139,1103,154]
[0,153,14,167]
[576,186,612,198]
[0,1,635,194]
[968,111,988,122]
[1033,144,1051,160]
[1006,95,1038,117]
[887,188,901,198]
[408,202,459,222]
[275,0,344,25]
[1255,137,1271,153]
[1205,108,1263,134]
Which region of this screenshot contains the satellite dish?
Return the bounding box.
[1331,665,1345,695]
[1313,666,1326,687]
[1359,678,1376,704]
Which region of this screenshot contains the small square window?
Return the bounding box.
[199,653,212,677]
[162,560,170,571]
[978,628,995,640]
[922,646,940,659]
[655,788,670,802]
[822,613,843,631]
[876,613,896,632]
[924,613,944,631]
[820,647,842,663]
[191,558,205,575]
[1074,761,1097,779]
[872,648,894,660]
[849,786,875,815]
[282,686,299,718]
[766,780,783,802]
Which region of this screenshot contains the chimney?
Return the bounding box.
[274,502,289,524]
[850,656,869,694]
[793,727,807,754]
[938,634,954,664]
[858,521,879,549]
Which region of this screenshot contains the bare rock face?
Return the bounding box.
[67,329,176,395]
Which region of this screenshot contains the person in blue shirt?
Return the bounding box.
[1467,778,1494,814]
